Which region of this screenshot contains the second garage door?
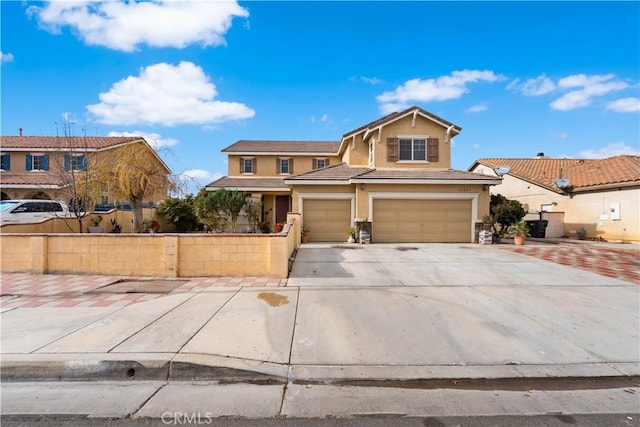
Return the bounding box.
[373,199,471,243]
[303,199,351,242]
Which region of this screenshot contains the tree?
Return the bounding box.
[194,188,247,233]
[483,194,526,238]
[156,196,199,232]
[243,198,262,233]
[91,142,169,233]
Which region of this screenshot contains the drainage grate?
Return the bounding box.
[90,280,187,294]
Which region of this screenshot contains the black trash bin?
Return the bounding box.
[525,220,548,238]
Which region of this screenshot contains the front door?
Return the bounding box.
[275,195,290,224]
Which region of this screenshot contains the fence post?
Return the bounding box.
[31,235,48,274]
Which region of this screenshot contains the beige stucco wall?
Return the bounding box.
[0,215,299,278]
[471,166,640,242]
[342,115,452,169]
[227,154,341,177]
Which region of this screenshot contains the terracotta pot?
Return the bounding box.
[301,235,309,243]
[514,235,526,245]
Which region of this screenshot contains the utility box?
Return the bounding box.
[479,230,493,245]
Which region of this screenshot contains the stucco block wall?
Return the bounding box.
[0,216,298,278]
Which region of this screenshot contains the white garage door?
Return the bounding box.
[303,199,351,242]
[373,199,471,243]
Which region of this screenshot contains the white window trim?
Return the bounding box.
[314,157,328,169]
[278,157,291,175]
[242,157,255,175]
[30,153,47,172]
[397,136,428,162]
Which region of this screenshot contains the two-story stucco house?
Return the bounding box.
[0,133,171,206]
[207,106,501,243]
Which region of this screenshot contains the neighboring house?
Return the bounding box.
[468,155,640,242]
[207,106,501,243]
[0,133,171,207]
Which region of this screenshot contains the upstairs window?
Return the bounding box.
[387,137,439,163]
[27,153,49,171]
[240,157,256,174]
[399,138,426,161]
[278,158,293,175]
[65,154,87,171]
[313,158,329,170]
[0,153,10,171]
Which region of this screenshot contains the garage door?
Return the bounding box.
[373,199,471,243]
[303,199,351,242]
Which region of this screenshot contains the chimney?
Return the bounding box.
[19,128,23,137]
[536,152,545,158]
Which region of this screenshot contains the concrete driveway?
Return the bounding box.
[287,242,632,287]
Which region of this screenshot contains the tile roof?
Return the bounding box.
[472,155,640,192]
[222,140,340,154]
[342,105,462,138]
[0,172,67,187]
[205,176,288,190]
[1,136,143,150]
[285,163,371,181]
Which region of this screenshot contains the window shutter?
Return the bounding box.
[427,138,439,162]
[43,155,49,171]
[26,154,33,171]
[289,158,294,174]
[80,155,87,171]
[64,155,71,171]
[252,158,257,174]
[1,154,9,170]
[313,159,318,170]
[387,138,399,162]
[325,159,329,166]
[239,158,244,174]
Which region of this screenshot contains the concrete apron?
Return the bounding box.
[1,244,639,385]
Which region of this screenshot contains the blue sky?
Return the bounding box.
[2,1,639,195]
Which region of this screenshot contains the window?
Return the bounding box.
[399,138,426,161]
[313,158,329,170]
[0,153,9,171]
[368,140,374,166]
[387,137,439,163]
[65,154,87,171]
[240,157,256,174]
[27,153,49,171]
[278,158,293,175]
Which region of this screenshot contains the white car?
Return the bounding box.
[0,199,71,225]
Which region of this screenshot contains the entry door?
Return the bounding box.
[275,195,290,224]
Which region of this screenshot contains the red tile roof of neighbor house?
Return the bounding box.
[1,136,143,150]
[222,140,341,154]
[0,172,67,187]
[472,155,640,192]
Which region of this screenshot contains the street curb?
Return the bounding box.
[2,354,638,385]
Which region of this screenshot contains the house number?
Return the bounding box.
[458,187,472,192]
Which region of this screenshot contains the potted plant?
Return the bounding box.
[301,226,310,243]
[88,215,103,233]
[347,226,356,243]
[110,218,122,233]
[507,220,530,245]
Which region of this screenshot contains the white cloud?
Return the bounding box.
[466,104,487,113]
[107,131,178,150]
[508,75,556,96]
[376,70,505,114]
[0,51,14,63]
[361,76,383,85]
[320,113,329,122]
[606,97,640,113]
[87,61,255,126]
[472,143,480,149]
[553,131,569,140]
[180,169,222,195]
[27,0,248,52]
[550,74,628,111]
[579,142,640,159]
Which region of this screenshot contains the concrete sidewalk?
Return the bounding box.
[1,243,638,386]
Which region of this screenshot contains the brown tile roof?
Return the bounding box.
[357,169,500,181]
[342,105,462,138]
[0,172,67,187]
[205,176,288,190]
[222,140,340,154]
[285,163,370,181]
[1,136,143,150]
[472,156,640,192]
